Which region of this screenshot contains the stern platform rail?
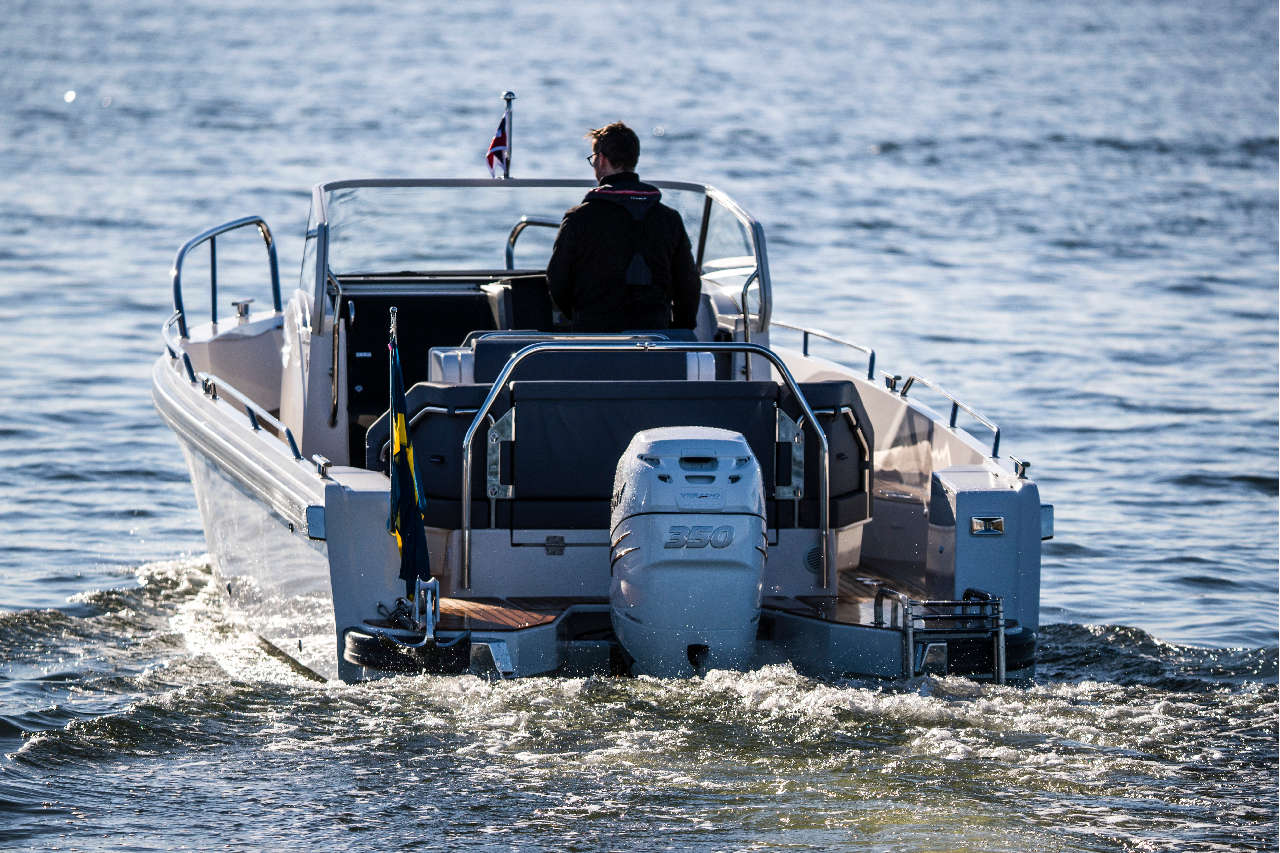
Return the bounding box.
[873,586,1006,683]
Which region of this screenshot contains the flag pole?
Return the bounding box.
[502,91,515,179]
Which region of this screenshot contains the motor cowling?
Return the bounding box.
[609,427,766,676]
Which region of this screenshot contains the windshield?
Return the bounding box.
[317,180,710,276]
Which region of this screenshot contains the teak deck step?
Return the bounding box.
[763,569,929,626]
[437,596,607,632]
[435,571,925,633]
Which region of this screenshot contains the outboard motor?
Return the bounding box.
[609,427,767,676]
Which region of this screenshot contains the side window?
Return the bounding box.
[299,197,330,330]
[700,197,763,322]
[701,200,754,274]
[299,229,317,293]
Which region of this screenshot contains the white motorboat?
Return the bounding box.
[152,176,1052,683]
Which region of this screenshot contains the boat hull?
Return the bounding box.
[153,356,339,678]
[179,439,336,679]
[154,330,1042,685]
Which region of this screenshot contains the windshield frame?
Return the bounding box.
[304,177,770,332]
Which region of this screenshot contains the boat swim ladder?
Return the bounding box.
[457,340,831,593]
[874,586,1007,684]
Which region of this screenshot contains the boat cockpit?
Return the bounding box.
[165,178,873,602]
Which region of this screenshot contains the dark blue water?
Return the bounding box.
[1,0,1276,849]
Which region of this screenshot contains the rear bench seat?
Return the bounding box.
[365,378,871,532]
[429,332,714,384]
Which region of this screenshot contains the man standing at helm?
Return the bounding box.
[546,122,701,333]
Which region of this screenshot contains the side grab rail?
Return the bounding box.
[171,216,281,338]
[740,270,760,345]
[162,310,185,358]
[770,320,876,380]
[180,364,304,462]
[897,374,1001,458]
[772,320,996,456]
[504,216,560,270]
[459,341,831,591]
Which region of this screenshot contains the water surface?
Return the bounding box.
[1,0,1276,849]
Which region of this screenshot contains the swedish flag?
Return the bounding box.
[387,309,431,596]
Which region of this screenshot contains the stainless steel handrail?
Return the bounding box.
[504,216,560,269]
[162,311,184,357]
[740,270,760,344]
[833,404,873,525]
[770,320,876,381]
[873,586,909,628]
[193,370,304,461]
[377,406,481,466]
[458,341,830,591]
[898,374,1001,458]
[171,215,281,338]
[767,319,998,456]
[162,295,301,462]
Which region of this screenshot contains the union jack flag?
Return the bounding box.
[485,114,508,177]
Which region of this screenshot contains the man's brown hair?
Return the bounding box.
[587,122,640,172]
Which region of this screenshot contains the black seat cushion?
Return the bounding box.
[508,380,779,505]
[471,334,688,383]
[366,377,873,532]
[364,382,498,472]
[775,380,874,528]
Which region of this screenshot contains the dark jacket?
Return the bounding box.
[546,172,701,332]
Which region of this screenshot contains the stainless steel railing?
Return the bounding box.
[504,216,560,269]
[896,374,1001,458]
[770,320,876,380]
[458,340,831,592]
[873,586,1007,683]
[772,318,1001,459]
[181,365,304,462]
[171,215,281,339]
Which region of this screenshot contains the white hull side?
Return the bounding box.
[178,439,337,678]
[154,356,341,678]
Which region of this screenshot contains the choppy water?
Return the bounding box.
[1,0,1276,849]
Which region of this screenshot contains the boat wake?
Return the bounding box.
[2,558,1275,850]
